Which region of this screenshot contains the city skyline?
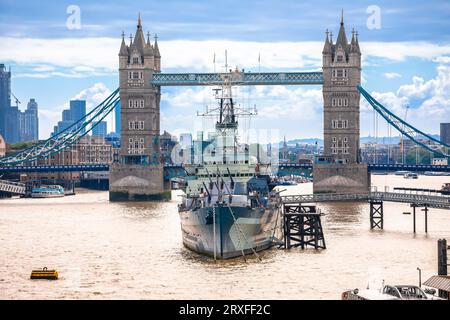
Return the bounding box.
[0,0,449,140]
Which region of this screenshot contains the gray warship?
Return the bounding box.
[177,71,282,259]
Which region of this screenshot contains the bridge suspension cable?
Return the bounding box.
[0,88,120,166]
[358,85,450,159]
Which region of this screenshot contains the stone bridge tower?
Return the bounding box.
[109,15,170,201]
[313,13,370,193]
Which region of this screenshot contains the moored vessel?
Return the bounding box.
[341,284,443,300]
[177,70,282,259]
[31,185,65,198]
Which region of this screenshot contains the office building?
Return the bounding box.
[92,121,107,137]
[0,64,11,140]
[440,123,450,145]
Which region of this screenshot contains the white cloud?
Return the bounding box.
[71,82,112,109]
[32,65,56,72]
[362,57,450,136]
[2,37,450,78]
[361,42,450,62]
[384,72,401,79]
[4,35,449,139]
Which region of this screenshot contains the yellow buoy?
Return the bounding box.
[30,267,58,280]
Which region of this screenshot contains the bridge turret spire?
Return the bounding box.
[154,34,161,58]
[336,11,348,51]
[355,30,360,53]
[119,31,128,56]
[322,29,332,54]
[133,13,146,53]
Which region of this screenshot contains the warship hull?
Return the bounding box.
[179,204,281,259]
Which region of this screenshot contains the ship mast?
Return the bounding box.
[198,57,257,166]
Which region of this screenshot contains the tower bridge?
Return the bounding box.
[1,13,449,200]
[109,12,366,200]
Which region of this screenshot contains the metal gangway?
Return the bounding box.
[281,191,450,233]
[281,192,450,209]
[0,179,26,195]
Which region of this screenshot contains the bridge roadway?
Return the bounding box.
[0,164,184,173]
[278,163,450,173]
[2,163,450,174]
[281,192,450,209]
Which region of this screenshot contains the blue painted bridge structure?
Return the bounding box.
[2,162,450,178]
[151,71,324,86]
[0,164,186,181]
[277,163,450,174]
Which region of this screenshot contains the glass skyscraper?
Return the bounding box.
[92,121,107,137]
[0,64,11,140]
[52,100,87,136]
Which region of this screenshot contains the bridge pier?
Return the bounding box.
[369,200,383,229]
[283,204,326,250]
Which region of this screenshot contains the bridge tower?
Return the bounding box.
[109,15,170,201]
[313,12,370,193]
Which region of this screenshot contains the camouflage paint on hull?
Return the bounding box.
[179,203,281,259]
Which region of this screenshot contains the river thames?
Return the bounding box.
[1,174,449,299]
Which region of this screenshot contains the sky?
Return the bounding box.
[1,0,450,141]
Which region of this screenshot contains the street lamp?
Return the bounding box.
[417,267,422,287]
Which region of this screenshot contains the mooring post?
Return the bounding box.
[437,239,448,299]
[424,206,428,233]
[412,204,416,233]
[438,239,448,276]
[284,214,290,249]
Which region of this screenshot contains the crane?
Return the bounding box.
[11,92,21,107]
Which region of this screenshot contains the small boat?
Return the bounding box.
[404,172,418,179]
[30,267,58,280]
[440,183,450,195]
[372,171,388,175]
[342,285,443,300]
[31,185,65,198]
[395,170,411,176]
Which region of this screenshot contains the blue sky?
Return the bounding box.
[1,0,450,140]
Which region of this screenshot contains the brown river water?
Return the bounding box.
[1,174,449,299]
